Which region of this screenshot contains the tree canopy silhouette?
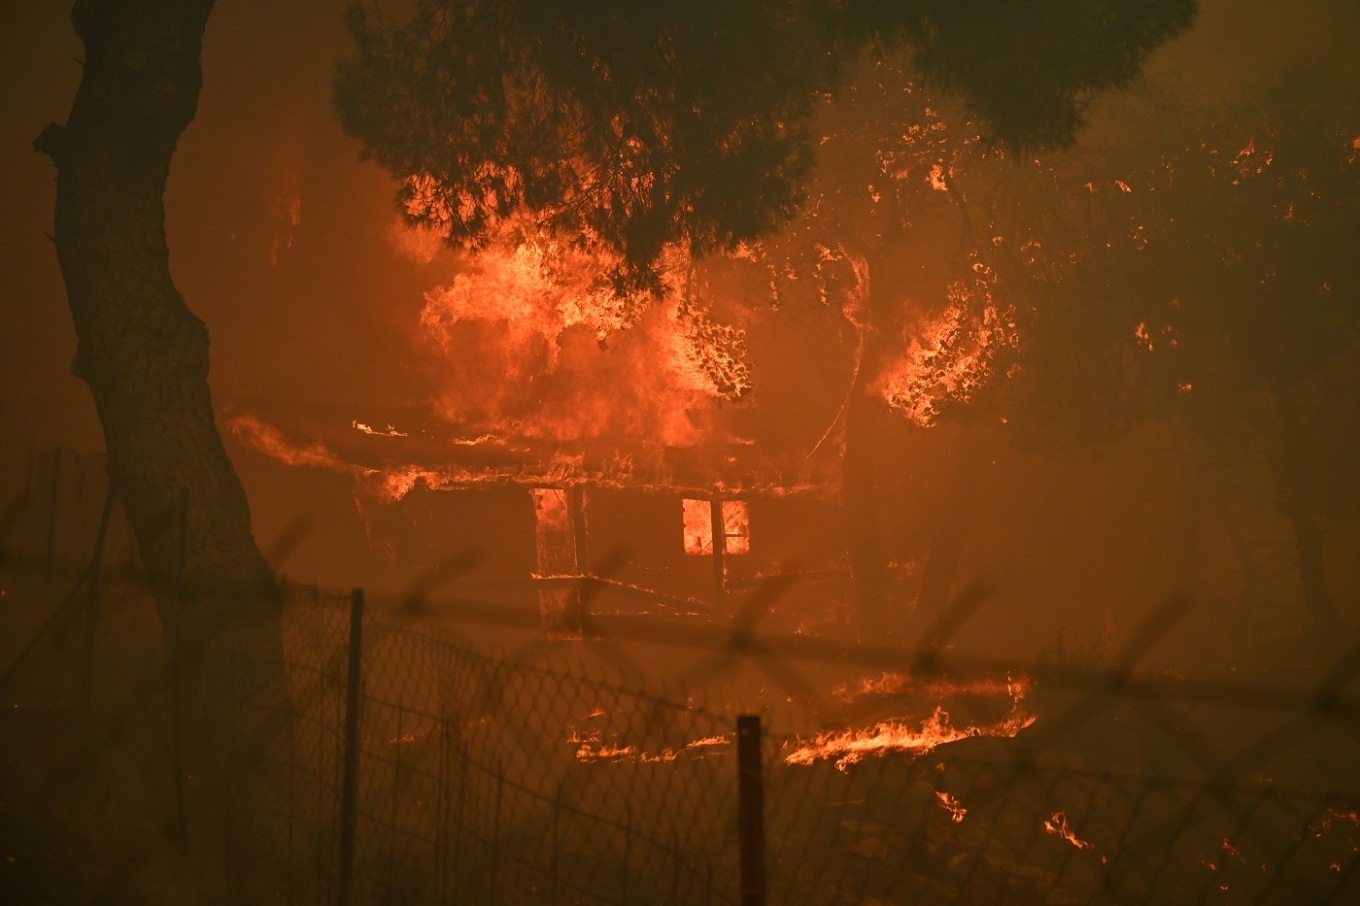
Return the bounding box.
[977,73,1360,644]
[335,0,1197,291]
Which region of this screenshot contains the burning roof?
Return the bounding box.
[228,402,840,503]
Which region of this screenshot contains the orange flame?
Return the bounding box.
[875,263,1017,427]
[228,413,356,473]
[784,703,1035,772]
[682,499,751,556]
[1043,811,1094,851]
[936,791,967,823]
[569,731,730,764]
[832,671,1032,703]
[411,216,750,448]
[352,420,408,437]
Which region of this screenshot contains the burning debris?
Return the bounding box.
[352,420,408,437]
[1043,811,1094,851]
[783,703,1035,772]
[831,671,1031,703]
[936,790,968,823]
[568,732,731,765]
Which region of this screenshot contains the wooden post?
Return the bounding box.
[710,495,726,607]
[568,486,588,634]
[568,487,588,575]
[737,715,766,906]
[337,588,365,906]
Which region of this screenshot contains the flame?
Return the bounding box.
[936,791,967,823]
[352,420,408,437]
[410,216,750,448]
[569,730,730,764]
[229,413,356,473]
[928,163,950,192]
[1043,811,1094,850]
[875,263,1018,427]
[832,671,1032,703]
[682,499,750,556]
[1231,138,1273,179]
[783,703,1035,772]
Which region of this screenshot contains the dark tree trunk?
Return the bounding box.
[37,0,285,894]
[1272,385,1346,651]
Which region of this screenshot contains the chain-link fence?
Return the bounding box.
[230,587,742,904]
[4,447,1359,904]
[214,580,1360,905]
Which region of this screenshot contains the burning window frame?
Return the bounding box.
[682,498,750,556]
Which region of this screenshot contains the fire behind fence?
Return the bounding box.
[231,587,743,904]
[220,583,1360,905]
[3,447,1360,904]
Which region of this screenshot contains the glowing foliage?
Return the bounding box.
[672,298,752,401]
[336,0,1195,291]
[876,263,1019,427]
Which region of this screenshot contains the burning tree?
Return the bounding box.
[335,0,1198,296]
[335,0,1196,630]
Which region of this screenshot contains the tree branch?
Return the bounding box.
[32,122,67,164]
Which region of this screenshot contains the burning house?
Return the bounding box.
[231,400,852,636]
[223,203,903,634]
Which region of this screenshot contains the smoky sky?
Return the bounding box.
[2,0,1358,658]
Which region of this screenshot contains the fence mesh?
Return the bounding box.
[229,588,742,904]
[3,447,1359,904]
[220,582,1360,905]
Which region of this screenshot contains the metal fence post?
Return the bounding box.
[737,714,766,906]
[337,588,365,906]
